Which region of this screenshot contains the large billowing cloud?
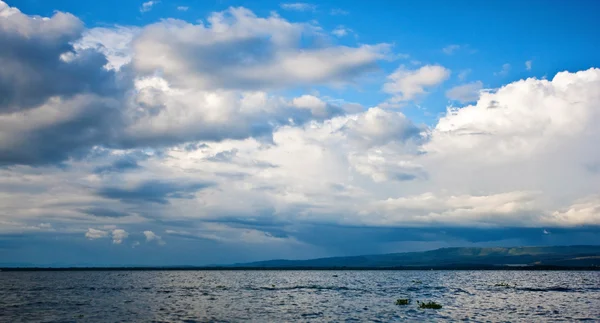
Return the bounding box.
[131,7,388,91]
[0,0,599,265]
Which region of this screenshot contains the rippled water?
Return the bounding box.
[1,270,599,322]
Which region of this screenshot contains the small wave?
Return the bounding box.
[515,286,574,292]
[300,312,324,318]
[247,285,354,292]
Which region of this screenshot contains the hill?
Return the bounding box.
[230,245,600,269]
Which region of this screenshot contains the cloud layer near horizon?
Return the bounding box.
[1,1,599,264]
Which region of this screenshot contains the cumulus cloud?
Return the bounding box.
[144,230,166,245]
[383,65,451,103]
[85,228,109,240]
[132,8,389,90]
[445,81,483,103]
[74,26,139,71]
[0,4,388,166]
[111,229,128,244]
[0,5,116,112]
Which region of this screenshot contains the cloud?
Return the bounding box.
[0,4,390,166]
[111,229,128,244]
[372,191,541,226]
[0,5,116,112]
[495,63,511,76]
[383,65,451,103]
[140,1,158,13]
[74,26,139,71]
[144,230,166,245]
[332,26,351,37]
[85,228,108,240]
[96,180,214,204]
[525,60,532,71]
[280,3,316,12]
[177,6,189,11]
[94,156,141,174]
[445,81,484,103]
[330,8,349,15]
[442,44,460,55]
[132,8,389,91]
[458,69,471,81]
[2,0,600,265]
[79,207,131,218]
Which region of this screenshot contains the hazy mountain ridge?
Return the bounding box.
[231,246,600,268]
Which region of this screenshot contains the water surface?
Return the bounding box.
[1,270,599,322]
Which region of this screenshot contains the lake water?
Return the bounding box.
[1,270,599,322]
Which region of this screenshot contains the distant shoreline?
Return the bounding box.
[2,265,599,271]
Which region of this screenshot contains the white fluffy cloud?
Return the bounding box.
[85,228,108,240]
[111,229,128,244]
[383,65,451,103]
[144,231,166,245]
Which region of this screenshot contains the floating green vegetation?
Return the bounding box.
[395,298,410,305]
[271,284,276,288]
[494,282,513,287]
[417,301,442,309]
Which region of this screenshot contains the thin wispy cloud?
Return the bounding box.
[280,2,316,12]
[443,44,461,55]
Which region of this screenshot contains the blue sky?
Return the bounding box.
[1,0,600,266]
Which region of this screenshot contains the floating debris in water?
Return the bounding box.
[395,298,410,305]
[494,282,513,287]
[418,301,442,309]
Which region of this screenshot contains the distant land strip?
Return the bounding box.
[2,265,599,271]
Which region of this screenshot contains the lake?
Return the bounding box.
[1,270,599,322]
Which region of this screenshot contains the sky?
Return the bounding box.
[1,0,600,266]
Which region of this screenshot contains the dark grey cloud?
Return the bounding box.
[0,95,122,166]
[0,10,117,112]
[96,180,214,204]
[78,207,130,218]
[94,156,142,174]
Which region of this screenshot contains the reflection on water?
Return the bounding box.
[1,270,599,322]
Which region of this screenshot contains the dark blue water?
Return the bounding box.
[1,270,599,322]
